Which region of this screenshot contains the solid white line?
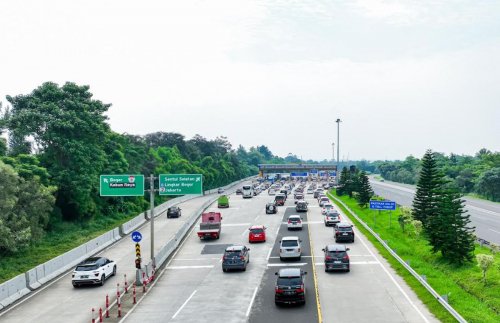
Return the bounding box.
[266,247,272,261]
[357,234,429,323]
[489,229,500,234]
[173,258,220,261]
[255,215,260,221]
[245,286,259,317]
[267,263,308,267]
[166,265,214,270]
[467,205,499,216]
[275,225,280,235]
[314,261,380,266]
[172,290,197,319]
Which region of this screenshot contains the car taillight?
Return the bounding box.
[325,256,332,260]
[275,287,284,294]
[335,231,340,235]
[240,256,245,260]
[296,285,305,293]
[288,220,291,223]
[222,256,226,261]
[298,248,301,253]
[343,255,349,261]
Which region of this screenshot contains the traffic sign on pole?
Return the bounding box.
[135,243,141,258]
[158,174,203,195]
[369,200,396,210]
[100,175,145,196]
[131,231,142,243]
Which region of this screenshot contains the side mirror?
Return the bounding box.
[247,248,250,251]
[303,271,308,275]
[275,272,278,275]
[346,248,350,251]
[321,248,325,252]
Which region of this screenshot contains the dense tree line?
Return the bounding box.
[355,150,500,202]
[0,82,282,254]
[336,166,374,207]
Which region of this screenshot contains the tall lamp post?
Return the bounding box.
[331,142,335,162]
[336,118,341,168]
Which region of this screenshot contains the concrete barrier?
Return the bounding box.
[121,213,146,236]
[0,274,30,309]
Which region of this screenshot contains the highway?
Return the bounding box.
[0,190,230,323]
[369,177,500,245]
[124,185,437,323]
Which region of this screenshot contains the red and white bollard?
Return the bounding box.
[91,308,95,323]
[117,293,122,318]
[124,274,128,293]
[98,308,103,323]
[105,294,110,318]
[133,283,137,304]
[116,283,120,299]
[142,272,147,293]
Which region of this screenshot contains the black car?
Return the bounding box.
[222,245,250,272]
[322,244,350,272]
[167,206,182,218]
[295,201,308,212]
[266,202,278,214]
[334,223,355,242]
[275,268,307,305]
[236,188,243,195]
[274,194,286,206]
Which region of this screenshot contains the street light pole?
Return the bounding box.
[336,118,341,168]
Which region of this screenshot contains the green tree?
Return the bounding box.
[356,171,374,207]
[475,167,500,201]
[5,82,110,220]
[0,161,55,254]
[431,185,475,263]
[412,150,443,229]
[336,167,349,196]
[476,254,494,284]
[398,206,413,233]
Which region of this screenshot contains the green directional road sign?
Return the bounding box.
[100,175,145,196]
[158,174,203,195]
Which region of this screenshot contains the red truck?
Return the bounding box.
[197,212,222,240]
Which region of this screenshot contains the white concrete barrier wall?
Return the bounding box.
[121,213,146,235]
[0,274,30,309]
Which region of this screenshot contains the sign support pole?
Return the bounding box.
[149,174,156,267]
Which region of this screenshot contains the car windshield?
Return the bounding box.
[250,229,264,234]
[76,265,98,271]
[277,277,302,286]
[282,240,298,247]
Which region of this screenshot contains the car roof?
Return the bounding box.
[278,268,302,277]
[282,236,299,241]
[336,222,352,228]
[250,225,265,229]
[288,215,301,218]
[325,244,347,251]
[78,257,103,265]
[225,245,245,251]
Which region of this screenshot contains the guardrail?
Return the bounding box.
[327,192,467,323]
[0,176,256,312]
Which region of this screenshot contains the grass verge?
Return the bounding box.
[327,191,500,323]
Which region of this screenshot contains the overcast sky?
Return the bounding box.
[1,0,499,161]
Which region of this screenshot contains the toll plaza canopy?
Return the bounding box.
[258,164,337,174]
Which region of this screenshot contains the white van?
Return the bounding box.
[242,185,254,198]
[279,236,302,260]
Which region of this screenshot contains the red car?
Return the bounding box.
[249,225,266,243]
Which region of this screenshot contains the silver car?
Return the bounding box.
[279,236,302,260]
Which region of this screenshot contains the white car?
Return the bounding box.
[287,215,303,230]
[324,212,341,226]
[319,197,330,207]
[321,204,335,215]
[306,188,314,194]
[279,236,302,260]
[268,189,276,195]
[72,257,116,287]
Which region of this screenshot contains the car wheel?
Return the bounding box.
[324,268,328,273]
[100,274,105,286]
[73,283,79,288]
[112,266,117,276]
[223,268,227,273]
[297,256,301,261]
[346,267,350,272]
[242,266,247,272]
[352,238,355,243]
[279,256,283,261]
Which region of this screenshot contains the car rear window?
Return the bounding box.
[275,196,285,200]
[225,250,242,256]
[328,251,347,257]
[76,265,98,271]
[282,240,298,247]
[250,229,264,234]
[338,227,352,232]
[277,277,302,286]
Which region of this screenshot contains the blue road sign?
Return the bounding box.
[369,200,396,210]
[131,231,142,243]
[291,172,308,177]
[328,171,337,176]
[309,169,318,174]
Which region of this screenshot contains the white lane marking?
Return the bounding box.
[246,286,259,317]
[357,234,429,323]
[255,215,260,221]
[166,265,214,270]
[467,205,499,216]
[370,180,415,194]
[241,229,249,236]
[267,263,308,267]
[266,247,272,261]
[275,225,280,235]
[489,229,500,234]
[222,223,252,227]
[172,290,197,319]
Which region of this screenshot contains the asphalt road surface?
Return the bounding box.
[125,184,437,323]
[369,177,500,245]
